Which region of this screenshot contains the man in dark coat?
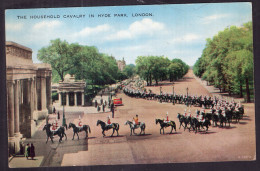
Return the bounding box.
[30,143,35,160]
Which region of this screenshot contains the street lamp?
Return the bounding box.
[160,86,162,95]
[186,87,189,97]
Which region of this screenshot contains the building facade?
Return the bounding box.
[6,41,52,155]
[57,74,86,106]
[117,58,126,71]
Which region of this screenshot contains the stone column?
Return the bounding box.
[74,92,77,106]
[41,77,47,110]
[30,79,34,114]
[46,76,52,113]
[7,81,15,137]
[59,92,62,106]
[14,80,20,135]
[66,92,69,106]
[34,78,37,111]
[82,92,84,106]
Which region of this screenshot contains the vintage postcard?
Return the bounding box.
[5,2,255,168]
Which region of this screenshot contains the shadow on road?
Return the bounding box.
[104,135,125,138]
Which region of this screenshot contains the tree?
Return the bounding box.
[38,39,78,81]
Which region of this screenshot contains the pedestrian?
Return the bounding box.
[95,100,97,108]
[97,105,100,112]
[57,111,60,120]
[27,143,31,159]
[53,106,56,114]
[30,143,35,160]
[102,104,105,112]
[24,143,29,159]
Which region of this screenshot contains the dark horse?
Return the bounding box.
[190,117,211,133]
[125,120,146,135]
[68,123,91,140]
[42,124,67,143]
[177,113,190,131]
[96,120,120,137]
[155,119,176,134]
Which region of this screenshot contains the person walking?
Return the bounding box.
[30,143,35,160]
[24,143,29,159]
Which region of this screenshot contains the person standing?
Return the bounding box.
[30,143,35,160]
[111,102,115,118]
[57,111,60,120]
[24,143,29,159]
[27,143,31,159]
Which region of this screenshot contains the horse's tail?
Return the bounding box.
[117,123,120,130]
[88,125,91,134]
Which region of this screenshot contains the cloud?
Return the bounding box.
[5,23,24,31]
[171,33,201,43]
[72,24,111,38]
[202,14,230,24]
[33,20,62,30]
[105,18,165,41]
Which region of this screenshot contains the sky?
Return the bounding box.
[5,2,252,66]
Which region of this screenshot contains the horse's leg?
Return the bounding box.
[102,130,105,137]
[116,128,119,136]
[111,128,115,137]
[77,132,79,140]
[170,126,173,134]
[85,130,88,139]
[72,132,75,140]
[163,128,165,134]
[64,133,67,140]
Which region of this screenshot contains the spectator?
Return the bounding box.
[57,111,60,120]
[30,143,35,160]
[25,143,29,159]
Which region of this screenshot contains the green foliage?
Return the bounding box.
[123,64,136,78]
[135,56,189,85]
[38,39,122,86]
[193,21,253,102]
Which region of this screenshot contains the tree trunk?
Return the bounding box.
[245,78,250,102]
[149,73,152,86]
[240,80,243,98]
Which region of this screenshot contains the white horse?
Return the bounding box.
[124,120,146,136]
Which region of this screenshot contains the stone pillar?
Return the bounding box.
[74,92,77,106]
[30,79,34,114]
[66,92,69,106]
[46,76,52,113]
[59,92,62,106]
[82,92,84,106]
[34,78,37,111]
[41,77,47,110]
[14,80,20,135]
[7,81,15,137]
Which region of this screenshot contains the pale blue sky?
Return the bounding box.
[5,2,252,66]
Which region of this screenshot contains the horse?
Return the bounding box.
[68,123,91,140]
[177,113,190,131]
[189,118,211,133]
[96,120,120,137]
[42,124,67,143]
[125,120,146,135]
[155,119,176,134]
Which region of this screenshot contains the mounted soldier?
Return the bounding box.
[133,114,140,128]
[164,112,170,123]
[78,115,83,129]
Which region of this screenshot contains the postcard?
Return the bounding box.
[5,2,255,168]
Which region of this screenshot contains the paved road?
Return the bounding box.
[61,70,256,166]
[9,70,256,167]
